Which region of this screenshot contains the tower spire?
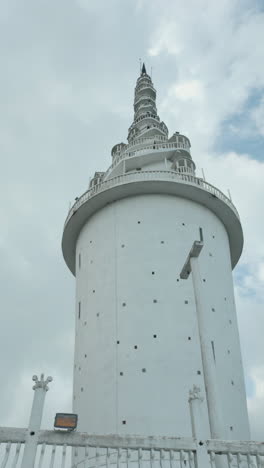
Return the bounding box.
[127,62,168,142]
[141,62,147,75]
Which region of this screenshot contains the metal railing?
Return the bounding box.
[106,141,191,177]
[112,135,167,157]
[135,84,156,94]
[134,95,156,106]
[65,170,239,228]
[1,430,264,468]
[133,114,160,125]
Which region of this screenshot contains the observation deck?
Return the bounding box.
[62,170,243,275]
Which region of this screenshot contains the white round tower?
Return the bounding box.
[62,64,250,440]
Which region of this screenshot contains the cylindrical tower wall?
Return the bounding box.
[73,194,249,440]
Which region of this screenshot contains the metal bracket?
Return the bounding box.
[180,228,204,279]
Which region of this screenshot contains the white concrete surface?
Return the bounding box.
[73,194,249,439]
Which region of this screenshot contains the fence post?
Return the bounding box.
[21,374,52,468]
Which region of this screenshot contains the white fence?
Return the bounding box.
[65,170,239,228]
[106,139,191,177]
[1,430,264,468]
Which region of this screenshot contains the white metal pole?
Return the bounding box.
[21,374,52,468]
[190,257,225,440]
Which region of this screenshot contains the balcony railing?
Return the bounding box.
[135,85,156,96]
[1,430,264,468]
[65,170,239,228]
[131,113,160,126]
[126,135,168,148]
[134,102,157,114]
[106,140,191,178]
[134,95,156,106]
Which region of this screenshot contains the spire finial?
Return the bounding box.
[141,62,147,75]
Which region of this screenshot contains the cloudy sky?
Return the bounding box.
[0,0,264,441]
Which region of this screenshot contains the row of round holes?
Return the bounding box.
[78,378,235,393]
[78,233,217,269]
[80,308,231,318]
[76,345,232,363]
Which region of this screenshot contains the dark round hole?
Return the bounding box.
[30,431,35,436]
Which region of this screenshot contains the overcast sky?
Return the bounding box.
[0,0,264,441]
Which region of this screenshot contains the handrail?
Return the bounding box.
[136,85,156,95]
[105,140,191,177]
[0,430,263,467]
[135,102,157,113]
[133,113,160,125]
[134,95,156,106]
[128,135,167,147]
[65,170,239,228]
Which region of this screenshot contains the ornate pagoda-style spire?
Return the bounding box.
[127,64,168,143]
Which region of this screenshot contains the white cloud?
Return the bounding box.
[168,80,204,100]
[251,97,264,136]
[148,20,183,57]
[247,367,264,440]
[258,264,264,283]
[149,1,264,153]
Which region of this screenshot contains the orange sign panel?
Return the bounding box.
[54,413,78,429]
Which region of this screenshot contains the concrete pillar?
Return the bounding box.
[188,385,207,439]
[21,374,52,468]
[190,256,225,439]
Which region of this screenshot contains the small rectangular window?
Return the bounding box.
[78,302,81,319]
[179,160,185,166]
